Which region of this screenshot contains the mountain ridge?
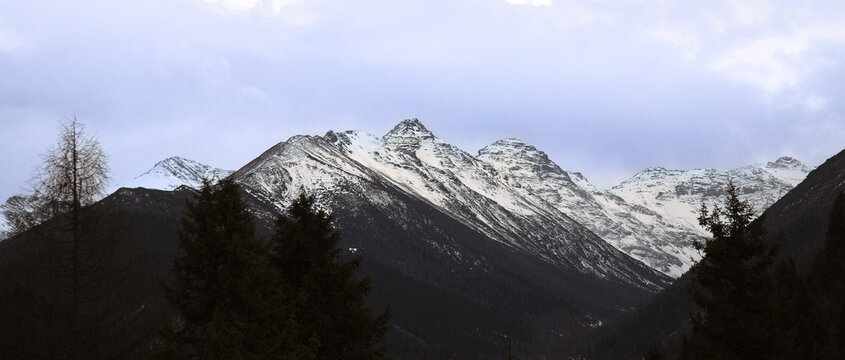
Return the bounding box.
[123,119,810,278]
[226,121,667,290]
[121,156,232,191]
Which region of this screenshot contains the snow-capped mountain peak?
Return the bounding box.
[153,156,196,170]
[117,120,810,280]
[122,156,233,191]
[620,166,674,183]
[768,156,806,170]
[611,157,814,240]
[479,138,544,158]
[479,138,540,156]
[382,118,437,152]
[764,156,814,185]
[228,119,669,290]
[479,137,532,150]
[385,118,435,139]
[478,138,569,180]
[477,139,812,277]
[478,138,704,277]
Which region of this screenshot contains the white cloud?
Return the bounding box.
[710,22,845,93]
[506,0,553,7]
[554,0,605,25]
[804,95,827,111]
[650,28,700,59]
[703,12,726,34]
[710,35,809,92]
[272,0,303,13]
[724,36,809,64]
[203,0,302,14]
[726,0,773,26]
[637,1,845,106]
[203,0,261,12]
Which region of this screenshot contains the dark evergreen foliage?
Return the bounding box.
[689,182,774,359]
[159,179,306,358]
[807,191,845,357]
[573,150,845,360]
[0,205,162,359]
[504,335,515,360]
[644,342,663,360]
[811,192,845,288]
[676,336,691,360]
[678,189,844,360]
[769,259,817,359]
[269,194,391,360]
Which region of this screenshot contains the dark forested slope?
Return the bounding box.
[578,148,845,359]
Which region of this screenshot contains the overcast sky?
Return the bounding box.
[2,0,845,203]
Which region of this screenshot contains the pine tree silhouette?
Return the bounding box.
[269,193,390,360]
[808,191,845,357]
[689,182,774,359]
[504,335,515,360]
[769,259,817,359]
[160,179,302,358]
[644,342,663,360]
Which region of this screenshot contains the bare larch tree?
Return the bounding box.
[1,116,108,239]
[35,115,109,215]
[0,117,162,359]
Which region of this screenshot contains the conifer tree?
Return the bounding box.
[808,191,845,357]
[269,194,390,360]
[644,343,663,360]
[689,182,774,359]
[825,192,845,357]
[769,259,817,359]
[160,179,302,359]
[504,335,515,360]
[676,336,691,360]
[812,192,845,289]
